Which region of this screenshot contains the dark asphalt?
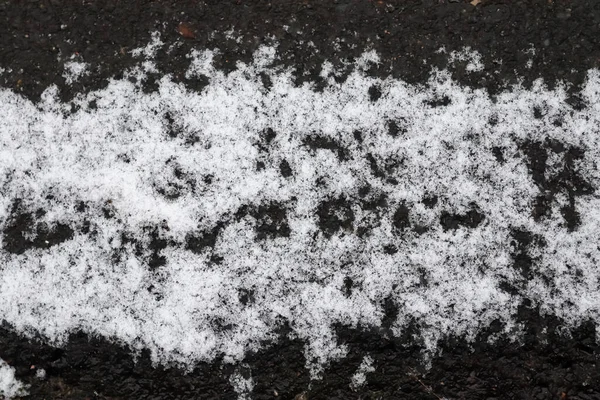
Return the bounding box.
[1,1,600,399]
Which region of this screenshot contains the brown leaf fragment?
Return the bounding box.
[470,0,482,5]
[177,22,196,39]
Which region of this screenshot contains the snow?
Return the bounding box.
[35,368,46,380]
[0,359,28,399]
[62,57,89,85]
[229,365,254,400]
[448,47,484,72]
[1,42,600,379]
[131,31,164,59]
[350,355,375,390]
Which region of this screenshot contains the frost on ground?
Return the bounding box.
[229,365,254,400]
[350,355,375,390]
[62,56,89,85]
[439,46,484,73]
[0,358,28,399]
[1,43,600,379]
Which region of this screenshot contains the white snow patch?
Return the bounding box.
[35,368,46,380]
[229,366,254,400]
[448,47,484,72]
[1,42,600,376]
[355,49,380,71]
[186,49,217,78]
[131,31,164,59]
[0,359,28,399]
[224,28,243,44]
[253,45,277,69]
[524,44,537,69]
[63,57,89,84]
[320,61,334,78]
[350,355,375,390]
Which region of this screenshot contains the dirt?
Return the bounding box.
[1,0,600,399]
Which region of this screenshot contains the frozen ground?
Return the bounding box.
[2,1,600,398]
[1,43,600,392]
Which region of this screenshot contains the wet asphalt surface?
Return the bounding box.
[2,0,600,399]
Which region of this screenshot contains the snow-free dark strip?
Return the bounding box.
[2,307,599,399]
[1,0,599,102]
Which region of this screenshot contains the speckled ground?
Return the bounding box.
[2,1,600,399]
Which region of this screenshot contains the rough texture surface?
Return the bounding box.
[2,0,600,399]
[1,310,599,399]
[1,0,599,102]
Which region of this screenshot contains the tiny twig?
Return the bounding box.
[408,369,445,400]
